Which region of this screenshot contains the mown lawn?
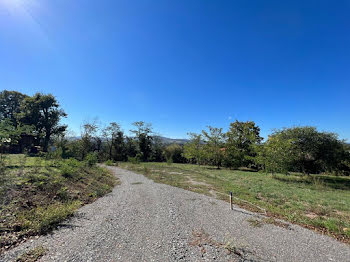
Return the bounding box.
[119,162,350,243]
[0,154,118,252]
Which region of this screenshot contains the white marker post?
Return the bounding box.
[229,191,233,210]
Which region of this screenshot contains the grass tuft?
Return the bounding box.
[16,246,47,262]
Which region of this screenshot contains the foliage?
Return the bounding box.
[80,120,100,160]
[271,127,348,175]
[202,126,226,168]
[255,135,294,175]
[0,91,67,154]
[85,152,98,166]
[0,90,28,127]
[130,121,153,161]
[128,156,140,164]
[18,93,67,152]
[102,122,126,161]
[60,158,81,178]
[183,133,205,165]
[150,136,165,162]
[105,159,118,166]
[163,144,185,163]
[225,120,262,169]
[1,90,349,176]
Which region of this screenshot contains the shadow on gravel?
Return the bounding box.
[56,224,83,230]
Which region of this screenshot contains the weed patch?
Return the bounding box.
[131,182,143,185]
[0,155,117,251]
[247,218,264,228]
[16,246,47,262]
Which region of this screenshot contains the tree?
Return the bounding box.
[255,135,294,175]
[272,127,348,175]
[112,128,126,161]
[102,122,122,160]
[125,137,137,158]
[130,121,153,161]
[183,133,205,165]
[19,93,67,152]
[164,144,185,163]
[80,121,99,160]
[225,120,262,169]
[0,90,28,127]
[150,136,165,162]
[202,126,225,169]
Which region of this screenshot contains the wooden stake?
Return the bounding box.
[229,191,233,210]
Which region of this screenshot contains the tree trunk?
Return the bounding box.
[43,133,50,152]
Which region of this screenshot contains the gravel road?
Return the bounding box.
[1,167,350,262]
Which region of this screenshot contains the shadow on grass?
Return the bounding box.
[272,174,350,190]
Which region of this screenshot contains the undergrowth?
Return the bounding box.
[0,154,117,252]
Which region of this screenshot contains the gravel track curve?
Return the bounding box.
[1,166,350,261]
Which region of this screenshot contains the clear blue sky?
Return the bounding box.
[0,0,349,140]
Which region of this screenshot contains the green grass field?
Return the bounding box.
[118,162,350,243]
[0,154,117,251]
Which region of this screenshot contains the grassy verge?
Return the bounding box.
[0,154,118,252]
[119,162,350,243]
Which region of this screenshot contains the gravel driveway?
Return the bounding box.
[1,167,350,262]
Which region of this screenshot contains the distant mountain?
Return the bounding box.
[155,136,189,145]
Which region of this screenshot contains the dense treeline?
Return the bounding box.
[185,123,350,176]
[1,90,349,175]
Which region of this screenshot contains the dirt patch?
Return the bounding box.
[305,212,319,219]
[247,217,292,230]
[189,229,259,261]
[186,177,210,187]
[186,177,218,198]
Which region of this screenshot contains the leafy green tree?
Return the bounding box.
[0,90,28,127]
[112,128,126,161]
[273,127,347,175]
[151,136,165,162]
[255,135,294,175]
[19,93,67,152]
[125,137,137,158]
[202,126,225,169]
[0,117,34,153]
[225,120,262,169]
[130,121,153,161]
[164,144,185,163]
[183,133,205,165]
[0,119,20,144]
[102,122,122,160]
[80,121,99,160]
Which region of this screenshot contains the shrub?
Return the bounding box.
[128,156,140,164]
[95,184,112,197]
[57,186,70,201]
[105,159,118,166]
[85,152,98,167]
[60,164,77,178]
[59,158,81,178]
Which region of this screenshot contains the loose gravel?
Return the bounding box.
[1,167,350,262]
